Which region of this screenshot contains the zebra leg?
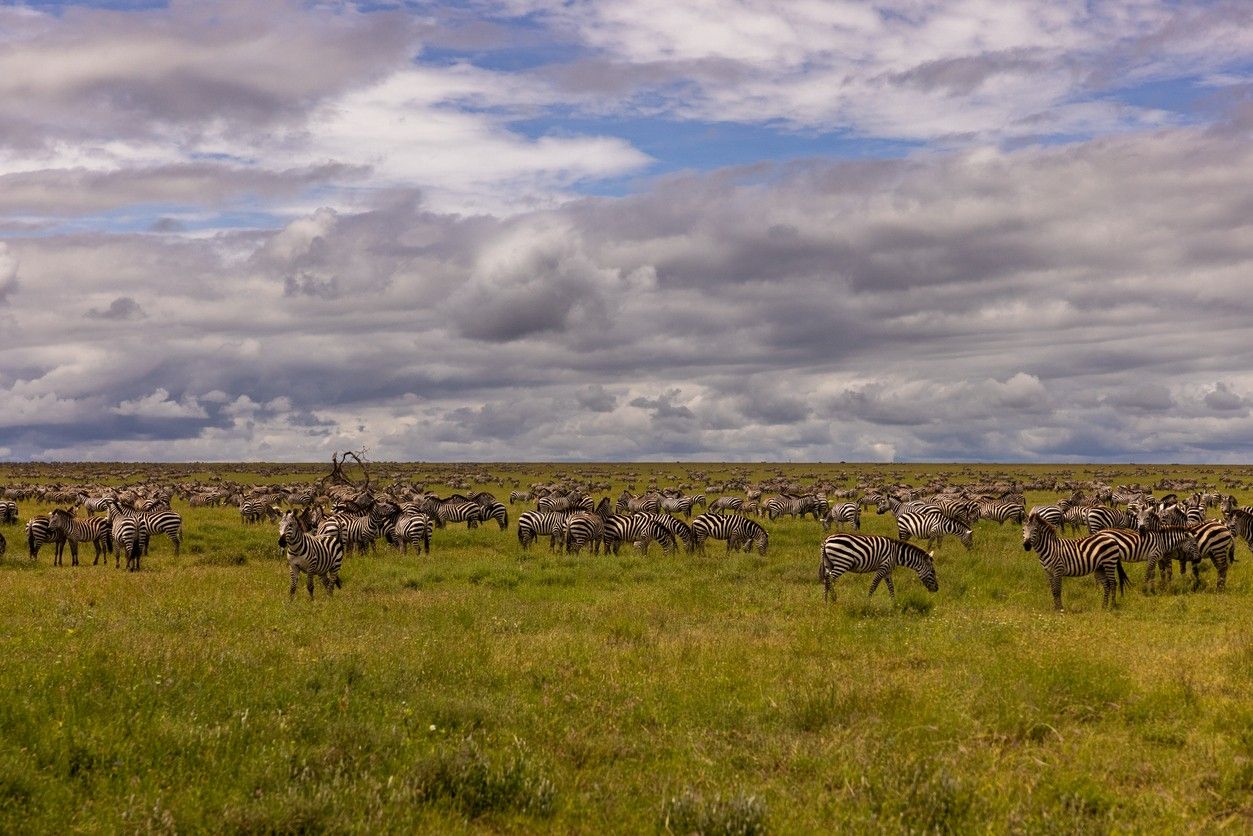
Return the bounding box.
[1216,555,1228,591]
[307,572,315,599]
[70,541,79,567]
[323,573,335,596]
[869,567,891,598]
[289,566,299,599]
[173,535,181,558]
[1049,571,1063,611]
[1191,560,1202,591]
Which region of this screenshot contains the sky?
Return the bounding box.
[1,0,1252,463]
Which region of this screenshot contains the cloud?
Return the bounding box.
[84,296,146,321]
[1204,382,1246,412]
[0,243,17,304]
[111,389,208,419]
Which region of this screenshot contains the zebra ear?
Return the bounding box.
[928,551,935,558]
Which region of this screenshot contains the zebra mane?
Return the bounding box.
[895,538,932,564]
[1026,511,1059,535]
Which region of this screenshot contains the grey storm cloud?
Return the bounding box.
[5,124,1253,460]
[84,297,146,321]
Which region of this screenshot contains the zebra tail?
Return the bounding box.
[128,536,141,571]
[28,526,36,557]
[1116,559,1129,596]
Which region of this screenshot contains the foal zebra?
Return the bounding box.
[1022,513,1128,611]
[46,509,112,567]
[279,510,344,599]
[818,534,938,602]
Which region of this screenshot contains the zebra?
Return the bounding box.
[896,510,972,551]
[141,508,183,557]
[0,531,5,556]
[517,510,568,551]
[1027,504,1065,529]
[239,498,279,524]
[764,494,824,521]
[1091,525,1199,591]
[562,512,605,554]
[479,500,508,530]
[1145,512,1236,591]
[1226,507,1253,554]
[822,502,861,531]
[690,513,769,555]
[508,490,530,505]
[77,494,113,516]
[109,513,146,571]
[46,509,112,568]
[642,513,693,554]
[708,496,743,514]
[1058,500,1102,534]
[278,510,345,599]
[616,493,662,514]
[105,501,151,561]
[932,497,979,525]
[660,494,704,518]
[436,501,487,528]
[0,499,17,524]
[1022,513,1128,611]
[1084,506,1134,534]
[603,513,677,555]
[390,512,433,555]
[25,517,65,561]
[976,500,1024,525]
[818,534,938,602]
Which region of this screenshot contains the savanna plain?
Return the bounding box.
[1,462,1251,834]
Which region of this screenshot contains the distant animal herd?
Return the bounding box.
[3,471,1251,612]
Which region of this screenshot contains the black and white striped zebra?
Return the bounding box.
[516,510,568,551]
[1084,506,1134,534]
[0,531,5,556]
[764,494,822,521]
[821,502,861,532]
[896,510,972,551]
[616,493,662,514]
[239,498,279,524]
[1022,513,1128,611]
[390,512,433,555]
[509,490,530,505]
[642,513,693,554]
[562,512,605,554]
[818,534,938,602]
[1027,504,1065,529]
[708,496,743,514]
[602,513,676,555]
[109,514,145,571]
[141,508,183,557]
[26,517,65,561]
[1143,512,1236,591]
[436,501,487,528]
[478,500,508,530]
[279,510,344,599]
[690,513,769,555]
[1225,507,1253,554]
[0,499,17,524]
[46,509,112,568]
[1092,524,1199,590]
[660,494,704,518]
[976,500,1024,525]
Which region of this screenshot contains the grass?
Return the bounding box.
[0,462,1251,832]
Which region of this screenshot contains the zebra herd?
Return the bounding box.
[16,499,183,571]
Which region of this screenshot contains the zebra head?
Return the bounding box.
[278,510,302,549]
[918,553,939,592]
[1022,519,1036,552]
[957,527,973,550]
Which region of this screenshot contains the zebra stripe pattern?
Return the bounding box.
[821,502,861,532]
[279,510,345,599]
[819,533,938,602]
[517,511,568,551]
[562,512,605,554]
[1022,513,1128,611]
[690,513,769,555]
[391,512,432,555]
[26,517,66,561]
[975,500,1024,525]
[708,496,743,514]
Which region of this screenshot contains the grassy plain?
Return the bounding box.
[0,463,1251,834]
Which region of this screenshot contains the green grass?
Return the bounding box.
[1,462,1251,832]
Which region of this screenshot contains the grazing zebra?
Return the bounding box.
[479,500,508,530]
[818,534,938,602]
[932,497,978,525]
[1091,525,1199,590]
[708,496,743,514]
[141,508,183,557]
[0,499,19,523]
[239,499,280,524]
[26,518,65,561]
[562,512,605,554]
[976,500,1025,525]
[690,513,769,555]
[660,494,704,518]
[822,502,862,532]
[77,494,113,516]
[1022,513,1128,611]
[764,494,823,521]
[391,512,432,555]
[642,513,693,554]
[278,510,344,599]
[516,510,568,551]
[616,493,662,514]
[1180,520,1236,591]
[46,509,112,568]
[896,510,972,551]
[509,490,530,505]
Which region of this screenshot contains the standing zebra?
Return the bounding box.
[818,534,938,602]
[896,510,972,551]
[141,508,183,557]
[562,512,605,555]
[0,499,19,523]
[1091,525,1199,591]
[708,496,743,514]
[391,512,433,555]
[1223,508,1252,554]
[764,494,822,521]
[644,513,694,554]
[436,502,487,529]
[975,500,1024,525]
[46,509,112,568]
[478,500,508,530]
[821,502,861,532]
[1085,506,1134,535]
[1022,513,1128,611]
[517,510,568,551]
[108,513,145,571]
[278,510,344,599]
[26,517,65,561]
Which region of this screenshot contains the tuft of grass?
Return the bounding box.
[409,736,556,819]
[659,789,767,836]
[898,589,935,615]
